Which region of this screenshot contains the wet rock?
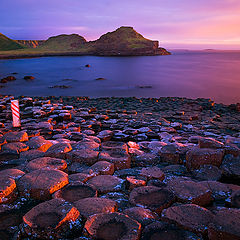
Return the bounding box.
[0,76,16,83]
[224,144,240,157]
[26,136,53,152]
[2,142,29,154]
[97,130,113,141]
[99,149,131,170]
[0,168,25,180]
[199,137,224,149]
[24,76,35,80]
[3,131,28,143]
[201,181,232,201]
[84,212,141,240]
[87,175,124,194]
[129,186,175,213]
[53,182,97,202]
[72,140,100,151]
[162,164,188,176]
[25,157,67,172]
[162,204,213,234]
[126,176,147,190]
[17,169,68,200]
[192,165,222,181]
[132,152,160,167]
[186,147,224,170]
[67,149,99,165]
[74,197,117,218]
[220,154,240,181]
[45,142,72,159]
[225,190,240,208]
[167,178,212,206]
[208,208,240,240]
[159,144,180,164]
[102,141,128,152]
[89,161,114,175]
[49,85,72,89]
[123,207,158,226]
[0,176,17,204]
[22,198,80,239]
[141,221,203,240]
[69,173,95,183]
[140,166,165,180]
[19,149,45,161]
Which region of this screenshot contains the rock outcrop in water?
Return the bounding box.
[88,26,170,56]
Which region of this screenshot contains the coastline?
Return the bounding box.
[0,51,171,60]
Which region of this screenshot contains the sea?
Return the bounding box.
[0,50,240,104]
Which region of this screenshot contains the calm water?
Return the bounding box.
[0,50,240,104]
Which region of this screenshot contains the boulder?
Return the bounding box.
[167,178,212,206]
[25,157,67,172]
[129,186,175,213]
[87,175,124,194]
[140,166,165,180]
[186,147,224,170]
[99,149,131,170]
[22,198,80,239]
[89,161,114,175]
[141,221,203,240]
[1,142,29,154]
[208,208,240,240]
[123,207,158,226]
[84,212,141,240]
[162,204,213,234]
[3,131,28,143]
[67,149,99,165]
[221,154,240,180]
[74,197,117,218]
[0,176,17,204]
[198,137,224,149]
[45,142,72,159]
[53,182,97,202]
[17,169,68,200]
[192,165,222,181]
[102,141,128,152]
[26,136,53,152]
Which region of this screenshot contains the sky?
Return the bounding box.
[1,0,240,49]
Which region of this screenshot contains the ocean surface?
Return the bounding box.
[0,50,240,104]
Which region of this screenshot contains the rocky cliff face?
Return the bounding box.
[17,40,45,48]
[88,27,171,56]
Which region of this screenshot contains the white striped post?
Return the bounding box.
[11,100,21,127]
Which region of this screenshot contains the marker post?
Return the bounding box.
[11,100,21,127]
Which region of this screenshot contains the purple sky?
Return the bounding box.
[1,0,240,49]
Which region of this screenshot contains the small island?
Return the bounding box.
[0,27,171,59]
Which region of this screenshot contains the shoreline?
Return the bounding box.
[0,95,239,239]
[0,50,170,60]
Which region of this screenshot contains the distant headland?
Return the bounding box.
[0,27,171,59]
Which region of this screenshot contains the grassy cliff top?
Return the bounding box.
[39,34,87,51]
[0,33,24,51]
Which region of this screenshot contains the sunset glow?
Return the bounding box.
[1,0,240,49]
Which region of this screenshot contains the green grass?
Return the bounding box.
[0,33,25,51]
